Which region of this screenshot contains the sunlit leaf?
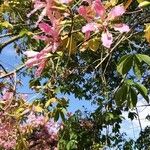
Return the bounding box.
[144,23,150,43]
[88,38,99,51]
[134,82,149,103]
[117,55,133,75]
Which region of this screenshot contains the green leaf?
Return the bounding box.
[29,79,41,88]
[129,87,137,107]
[54,110,60,121]
[70,133,77,140]
[136,54,150,66]
[115,83,128,106]
[133,56,142,79]
[138,1,150,7]
[117,55,133,75]
[125,79,134,86]
[134,82,149,103]
[66,140,77,150]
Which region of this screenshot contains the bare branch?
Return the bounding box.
[0,33,14,38]
[0,64,26,79]
[0,35,22,53]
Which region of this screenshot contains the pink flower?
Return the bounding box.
[2,91,13,101]
[24,51,39,58]
[39,22,54,34]
[45,119,60,139]
[27,0,46,18]
[59,0,73,3]
[82,22,98,39]
[38,22,59,40]
[113,23,130,33]
[35,60,47,77]
[101,31,113,48]
[78,5,94,22]
[93,0,105,19]
[27,0,56,26]
[108,5,125,19]
[25,57,39,67]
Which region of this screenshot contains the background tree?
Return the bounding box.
[0,0,150,149]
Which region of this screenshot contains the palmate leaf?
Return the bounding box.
[129,87,137,108]
[133,56,142,79]
[134,82,149,103]
[117,55,133,75]
[115,79,149,108]
[115,83,128,106]
[136,54,150,66]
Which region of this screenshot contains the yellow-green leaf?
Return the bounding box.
[138,0,150,7]
[33,105,43,112]
[45,98,57,107]
[88,38,99,52]
[110,0,118,6]
[144,23,150,43]
[0,21,13,29]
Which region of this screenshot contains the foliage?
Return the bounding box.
[0,0,150,149]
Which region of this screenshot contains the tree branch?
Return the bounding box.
[0,64,25,79]
[0,35,22,53]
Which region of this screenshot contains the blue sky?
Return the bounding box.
[0,43,150,140]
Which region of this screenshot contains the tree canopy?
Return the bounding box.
[0,0,150,149]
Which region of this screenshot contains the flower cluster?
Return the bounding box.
[24,21,60,76]
[25,0,130,76]
[0,91,60,150]
[22,114,60,150]
[79,0,130,48]
[0,118,17,150]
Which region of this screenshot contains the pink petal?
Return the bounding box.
[59,0,73,3]
[24,51,38,58]
[25,58,38,67]
[52,42,59,52]
[39,22,52,33]
[108,5,125,19]
[82,23,98,39]
[113,24,130,33]
[38,22,58,38]
[101,31,113,48]
[2,92,13,100]
[93,0,105,18]
[36,8,47,26]
[78,6,87,17]
[85,31,91,40]
[27,1,45,17]
[35,60,46,77]
[82,22,98,33]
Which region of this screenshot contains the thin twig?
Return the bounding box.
[0,35,22,53]
[0,33,14,38]
[0,64,25,79]
[95,35,126,69]
[136,107,143,131]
